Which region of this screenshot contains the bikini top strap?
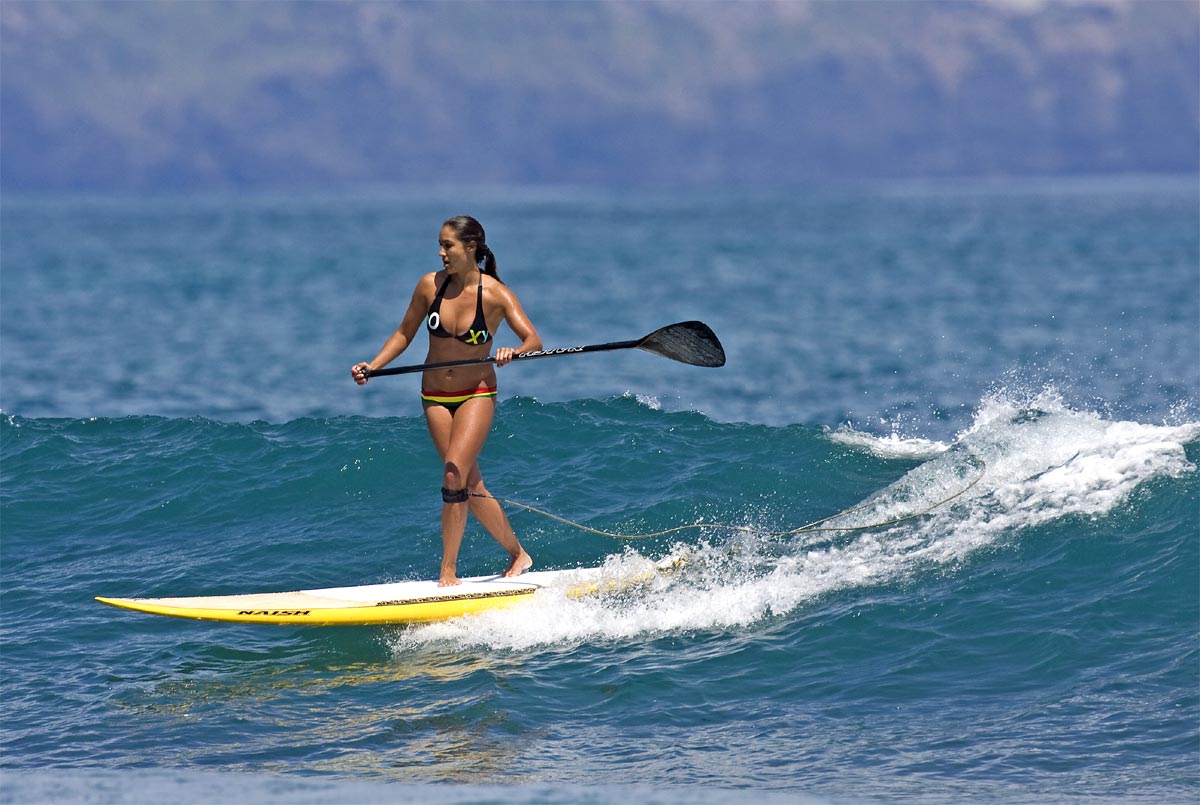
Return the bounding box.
[432,276,450,307]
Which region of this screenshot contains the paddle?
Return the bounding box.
[362,320,725,378]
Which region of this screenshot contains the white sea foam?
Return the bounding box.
[954,388,1199,530]
[827,425,950,459]
[622,390,662,410]
[389,389,1199,653]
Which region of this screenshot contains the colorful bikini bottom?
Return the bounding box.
[420,385,498,412]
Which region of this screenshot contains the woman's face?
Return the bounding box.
[438,226,476,274]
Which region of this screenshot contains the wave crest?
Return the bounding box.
[387,389,1198,652]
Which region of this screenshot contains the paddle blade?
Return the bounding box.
[636,321,726,367]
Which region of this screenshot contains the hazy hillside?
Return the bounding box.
[2,0,1197,192]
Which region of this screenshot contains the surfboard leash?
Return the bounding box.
[473,456,987,542]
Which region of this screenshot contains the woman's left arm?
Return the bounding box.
[495,286,542,366]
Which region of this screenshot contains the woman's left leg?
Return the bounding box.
[465,473,532,578]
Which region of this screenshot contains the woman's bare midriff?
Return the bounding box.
[422,364,497,394]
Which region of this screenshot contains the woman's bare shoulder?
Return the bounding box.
[412,271,441,298]
[483,274,520,304]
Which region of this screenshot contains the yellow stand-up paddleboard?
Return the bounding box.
[96,557,684,626]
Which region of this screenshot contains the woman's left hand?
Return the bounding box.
[494,347,517,366]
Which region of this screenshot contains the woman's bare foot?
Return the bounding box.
[438,572,462,587]
[501,550,533,578]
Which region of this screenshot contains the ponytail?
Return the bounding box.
[478,244,501,282]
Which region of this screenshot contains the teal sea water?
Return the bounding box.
[2,178,1198,803]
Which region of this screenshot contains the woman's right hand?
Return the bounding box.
[351,363,372,385]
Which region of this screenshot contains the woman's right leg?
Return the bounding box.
[423,402,468,585]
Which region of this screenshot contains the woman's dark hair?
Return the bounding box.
[443,215,501,283]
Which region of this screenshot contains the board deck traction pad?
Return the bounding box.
[96,557,683,626]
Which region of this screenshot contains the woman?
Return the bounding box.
[352,216,541,586]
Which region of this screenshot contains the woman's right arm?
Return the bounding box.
[352,278,430,385]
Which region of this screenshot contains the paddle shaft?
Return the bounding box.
[364,339,641,378]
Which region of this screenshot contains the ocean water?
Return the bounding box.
[1,178,1197,803]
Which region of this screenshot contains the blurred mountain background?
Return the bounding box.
[2,0,1197,193]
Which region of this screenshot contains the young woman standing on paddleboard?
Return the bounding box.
[352,216,541,586]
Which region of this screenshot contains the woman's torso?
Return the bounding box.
[421,272,502,392]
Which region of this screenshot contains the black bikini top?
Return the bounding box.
[426,276,492,346]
